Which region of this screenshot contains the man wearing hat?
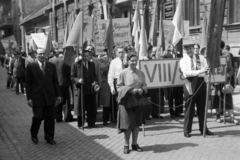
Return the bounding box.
[180,42,214,138]
[13,51,25,94]
[25,48,61,145]
[71,50,99,128]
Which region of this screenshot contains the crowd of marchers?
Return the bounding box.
[0,41,239,153]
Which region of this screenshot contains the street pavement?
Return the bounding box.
[0,67,239,160]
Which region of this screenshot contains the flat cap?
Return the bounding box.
[37,48,46,53]
[182,42,194,48]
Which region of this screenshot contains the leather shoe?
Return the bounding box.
[31,136,38,144]
[132,144,143,152]
[175,114,184,118]
[56,119,63,123]
[124,145,130,154]
[103,122,108,126]
[145,117,151,120]
[184,133,191,138]
[201,130,214,136]
[171,115,175,119]
[46,140,56,145]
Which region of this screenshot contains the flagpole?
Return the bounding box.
[203,71,211,137]
[81,9,84,131]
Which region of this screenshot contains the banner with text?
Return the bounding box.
[0,35,19,54]
[96,18,131,55]
[31,33,47,49]
[139,57,227,88]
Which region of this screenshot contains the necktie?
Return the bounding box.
[196,56,201,70]
[121,59,124,70]
[190,56,194,70]
[84,61,88,69]
[40,62,45,74]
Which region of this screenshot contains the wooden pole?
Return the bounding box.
[223,85,226,124]
[203,72,211,137]
[159,89,161,118]
[111,94,115,123]
[204,0,226,137]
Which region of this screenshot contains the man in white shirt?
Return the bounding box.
[108,46,126,122]
[180,43,214,138]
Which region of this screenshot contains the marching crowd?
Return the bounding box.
[1,41,239,153]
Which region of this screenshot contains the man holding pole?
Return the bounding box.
[71,50,98,128]
[180,43,214,138]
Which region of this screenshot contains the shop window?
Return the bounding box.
[229,0,240,24]
[184,0,200,26]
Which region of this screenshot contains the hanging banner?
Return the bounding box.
[30,33,47,49]
[139,57,227,89]
[0,35,19,54]
[96,18,131,55]
[83,16,94,44]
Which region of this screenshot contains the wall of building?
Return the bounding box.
[22,0,49,17]
[49,0,103,49]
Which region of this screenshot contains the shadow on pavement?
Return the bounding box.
[142,143,198,153]
[215,130,240,137]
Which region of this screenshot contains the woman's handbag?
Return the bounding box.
[136,95,152,112]
[222,83,234,94]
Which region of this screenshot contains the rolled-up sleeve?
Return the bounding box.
[180,58,202,78]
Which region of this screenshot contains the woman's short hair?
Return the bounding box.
[194,43,200,49]
[220,41,225,49]
[82,50,90,55]
[127,51,138,61]
[225,45,230,51]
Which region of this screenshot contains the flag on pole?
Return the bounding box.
[74,0,78,10]
[132,1,141,53]
[206,0,226,68]
[43,31,53,57]
[103,15,114,58]
[63,0,67,13]
[172,0,184,46]
[138,11,148,60]
[148,0,158,46]
[64,11,83,65]
[52,0,55,15]
[64,11,83,47]
[201,5,208,49]
[63,13,75,48]
[156,7,165,59]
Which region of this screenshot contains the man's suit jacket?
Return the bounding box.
[49,56,70,87]
[14,57,25,78]
[25,61,61,107]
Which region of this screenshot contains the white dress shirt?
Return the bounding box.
[180,54,208,78]
[108,57,124,92]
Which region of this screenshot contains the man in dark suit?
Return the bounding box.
[25,48,61,145]
[163,46,184,119]
[14,51,26,94]
[49,51,74,122]
[71,50,98,128]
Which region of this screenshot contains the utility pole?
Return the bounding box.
[19,0,26,53]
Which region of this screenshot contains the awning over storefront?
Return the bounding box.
[116,0,136,4]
